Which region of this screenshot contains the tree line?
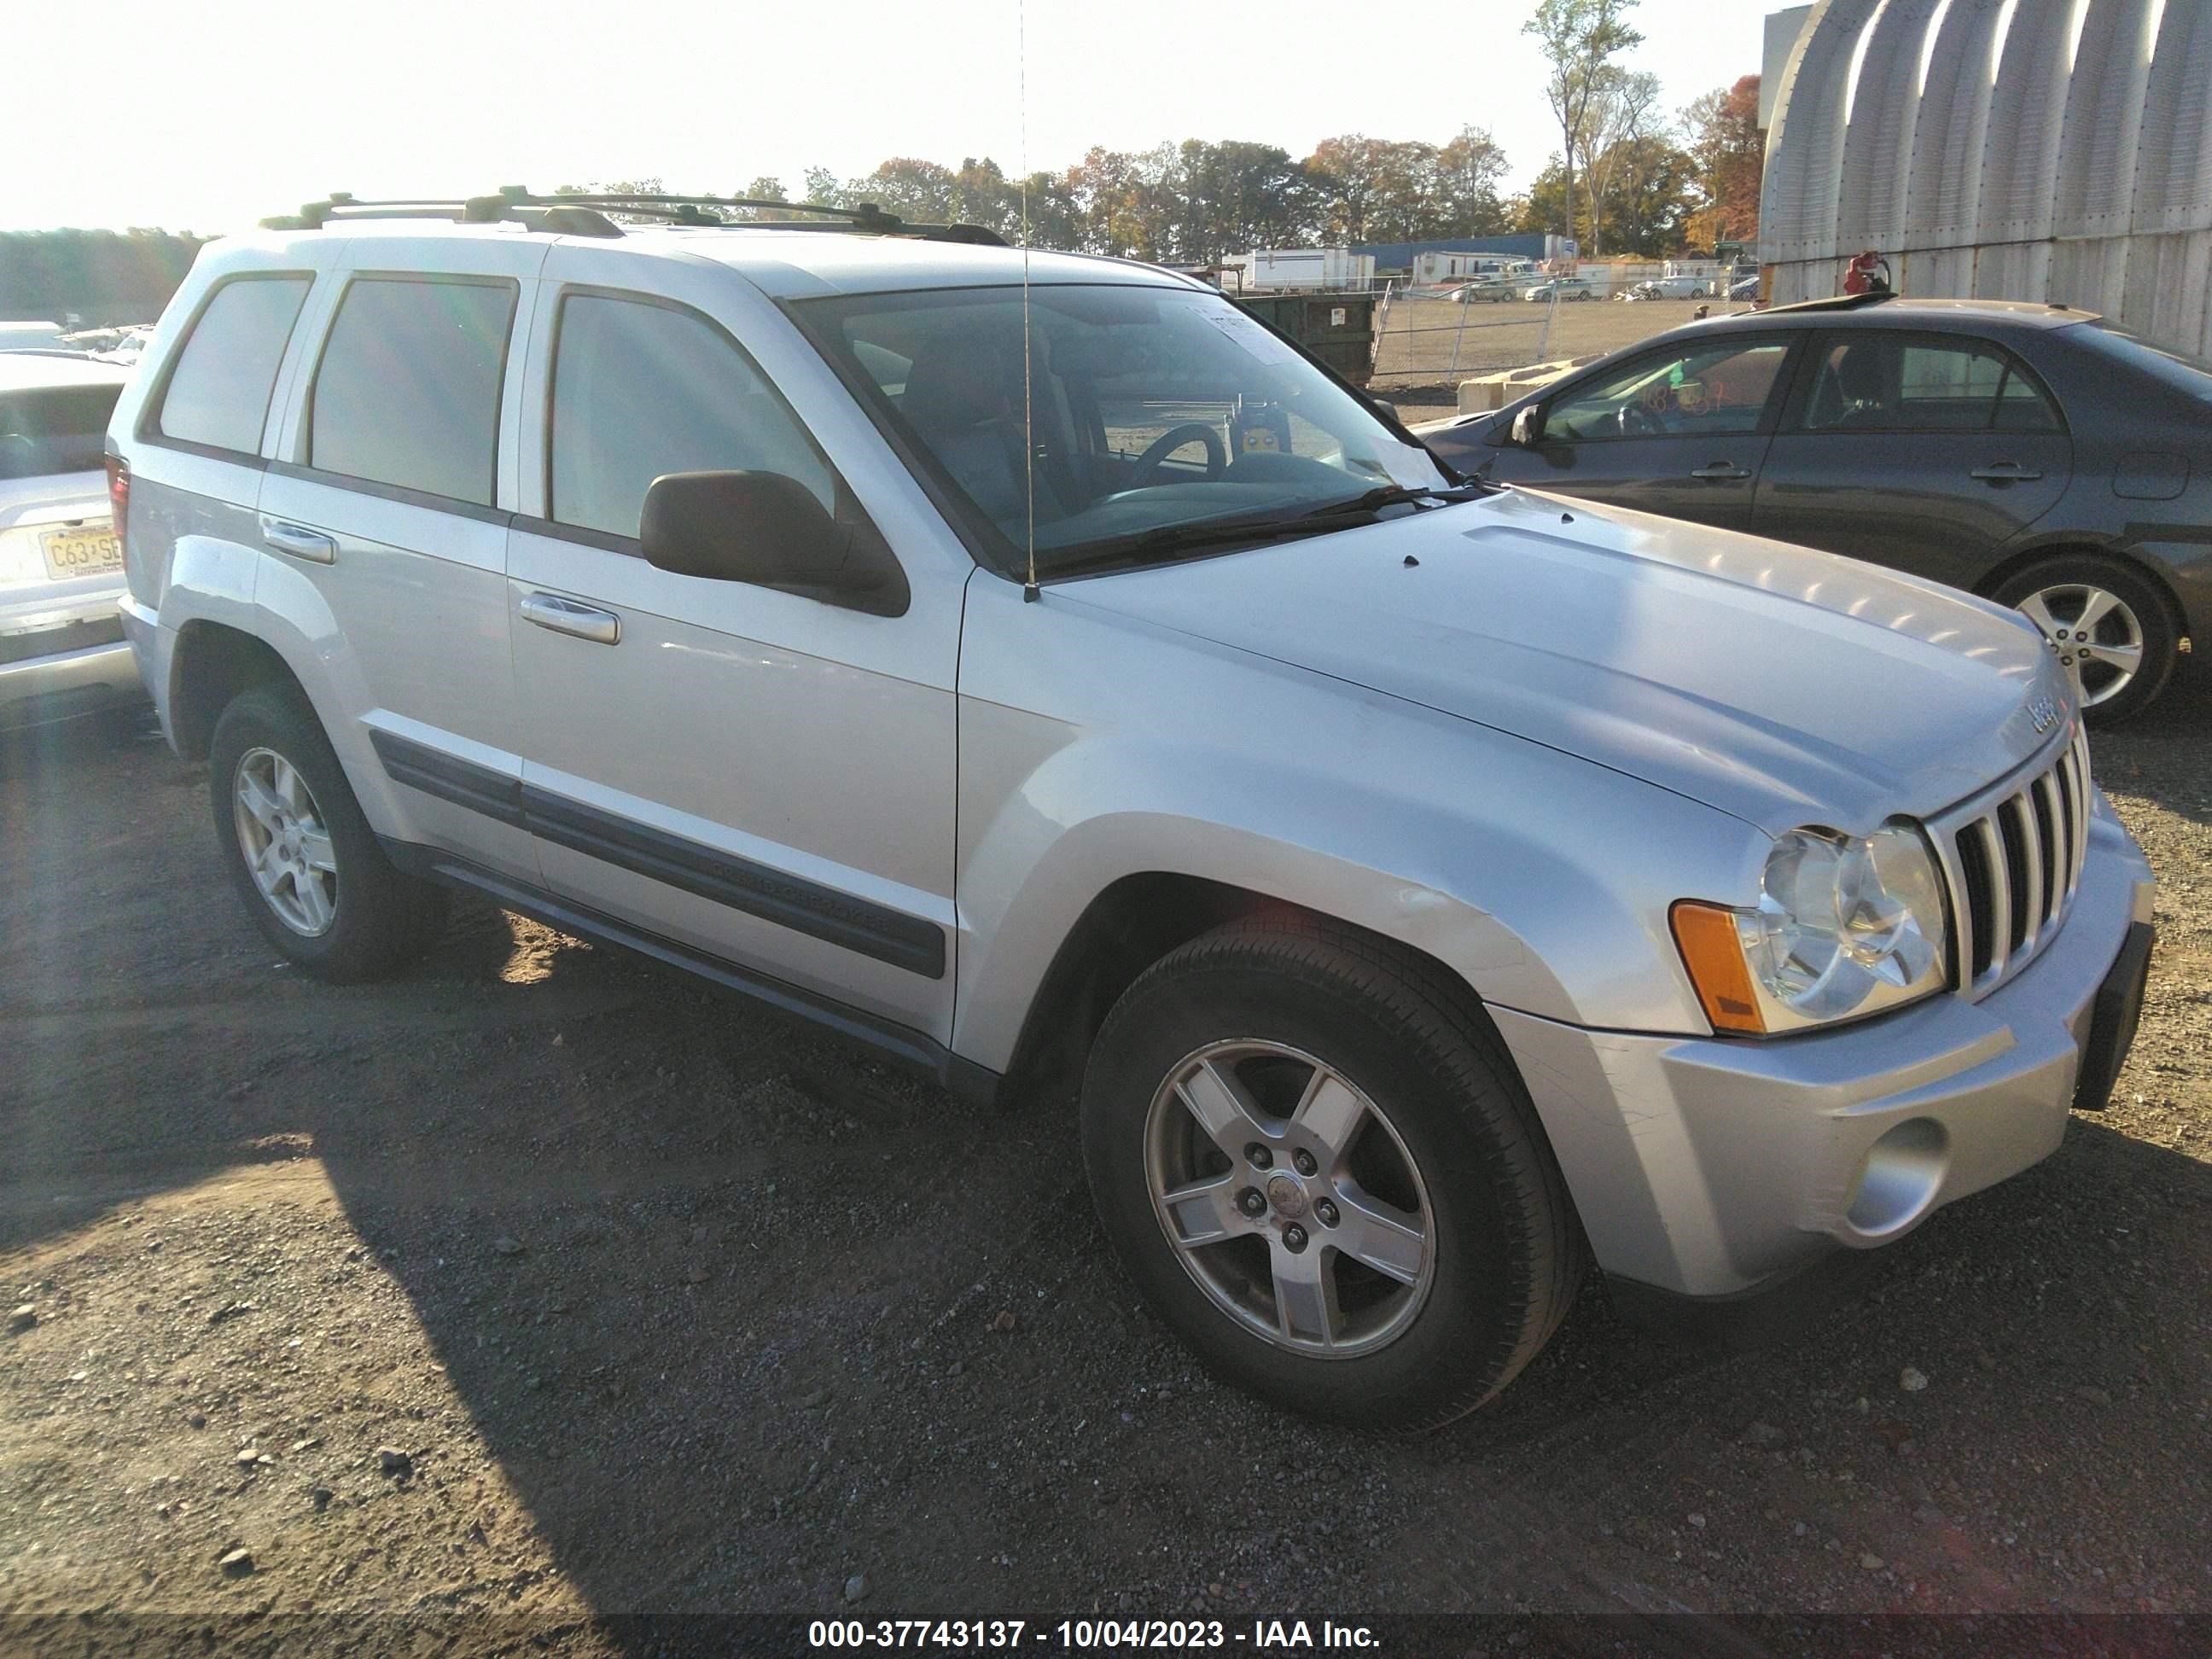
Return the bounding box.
[671,79,1755,268]
[0,229,207,326]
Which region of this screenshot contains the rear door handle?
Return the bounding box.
[1970,463,2044,482]
[260,519,336,563]
[521,591,621,645]
[1688,463,1752,481]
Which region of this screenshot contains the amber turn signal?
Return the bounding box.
[1670,900,1766,1035]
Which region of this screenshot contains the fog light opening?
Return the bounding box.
[1844,1118,1950,1239]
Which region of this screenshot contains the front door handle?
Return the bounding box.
[261,520,337,563]
[1970,463,2045,483]
[521,591,621,645]
[1688,462,1752,481]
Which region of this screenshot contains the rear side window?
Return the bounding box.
[547,292,834,538]
[308,276,516,506]
[1801,335,2062,434]
[154,276,311,454]
[0,384,124,480]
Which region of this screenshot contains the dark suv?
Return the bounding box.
[1421,296,2212,721]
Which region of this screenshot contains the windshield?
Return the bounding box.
[797,283,1454,577]
[2080,323,2212,404]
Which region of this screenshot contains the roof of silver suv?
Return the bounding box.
[242,218,1194,300]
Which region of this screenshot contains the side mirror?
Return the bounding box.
[640,471,908,616]
[1509,405,1545,446]
[1370,396,1400,424]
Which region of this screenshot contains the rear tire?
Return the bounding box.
[208,684,447,981]
[1080,918,1584,1431]
[1990,554,2178,725]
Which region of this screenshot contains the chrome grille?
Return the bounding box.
[1931,725,2091,997]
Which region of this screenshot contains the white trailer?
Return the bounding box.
[1230,247,1377,291]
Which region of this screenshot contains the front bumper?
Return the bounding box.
[1493,790,2156,1302]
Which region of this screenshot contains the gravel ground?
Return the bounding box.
[2,655,2207,1650]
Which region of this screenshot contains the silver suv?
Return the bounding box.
[108,193,2155,1429]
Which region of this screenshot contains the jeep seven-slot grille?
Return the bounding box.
[1937,725,2091,995]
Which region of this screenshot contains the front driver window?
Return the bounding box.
[1543,340,1792,442]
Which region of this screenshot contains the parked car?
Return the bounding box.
[1522,277,1595,302]
[1623,275,1714,301]
[1728,272,1761,301]
[1449,276,1517,304]
[2,353,141,731]
[112,201,2152,1429]
[1418,294,2212,721]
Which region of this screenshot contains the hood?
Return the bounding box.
[1063,487,2072,835]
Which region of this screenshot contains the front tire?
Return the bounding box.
[1080,919,1583,1431]
[1991,555,2179,725]
[208,684,448,981]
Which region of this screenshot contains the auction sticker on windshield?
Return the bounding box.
[40,525,123,581]
[1199,306,1301,366]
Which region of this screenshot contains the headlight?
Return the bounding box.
[1673,824,1950,1035]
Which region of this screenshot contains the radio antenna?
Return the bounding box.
[1019,0,1039,602]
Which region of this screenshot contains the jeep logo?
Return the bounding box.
[2028,695,2059,735]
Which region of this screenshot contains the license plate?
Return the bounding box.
[40,526,123,581]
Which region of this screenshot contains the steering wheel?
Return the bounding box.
[1614,400,1665,438]
[1131,422,1229,486]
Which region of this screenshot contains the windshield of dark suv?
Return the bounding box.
[798,283,1458,576]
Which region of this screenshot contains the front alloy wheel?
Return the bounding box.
[1081,919,1585,1429]
[1147,1040,1434,1357]
[232,746,339,935]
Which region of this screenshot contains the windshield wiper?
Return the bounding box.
[1297,483,1490,519]
[1049,510,1337,573]
[1041,485,1491,579]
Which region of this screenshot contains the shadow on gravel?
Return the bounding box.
[4,688,2209,1624]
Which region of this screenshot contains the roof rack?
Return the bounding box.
[259,187,1008,246]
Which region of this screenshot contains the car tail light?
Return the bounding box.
[106,456,130,548]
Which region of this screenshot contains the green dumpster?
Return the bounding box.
[1231,292,1377,386]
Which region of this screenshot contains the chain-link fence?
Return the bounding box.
[1365,289,1726,417]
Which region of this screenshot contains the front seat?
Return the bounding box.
[899,338,1048,527]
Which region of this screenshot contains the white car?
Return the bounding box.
[2,353,140,731]
[1522,277,1595,302]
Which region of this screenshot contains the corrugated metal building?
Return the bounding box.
[1760,0,2212,362]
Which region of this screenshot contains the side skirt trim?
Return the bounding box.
[365,729,945,978]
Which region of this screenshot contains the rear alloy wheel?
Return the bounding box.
[209,684,449,981]
[232,746,339,936]
[1993,556,2178,725]
[1082,919,1584,1430]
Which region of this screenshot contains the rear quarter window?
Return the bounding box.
[152,275,312,455]
[307,276,516,507]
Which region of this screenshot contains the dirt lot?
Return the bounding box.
[3,655,2209,1650]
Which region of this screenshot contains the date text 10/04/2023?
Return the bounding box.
[806,1618,1382,1650]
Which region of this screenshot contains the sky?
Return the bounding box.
[1,0,1779,234]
